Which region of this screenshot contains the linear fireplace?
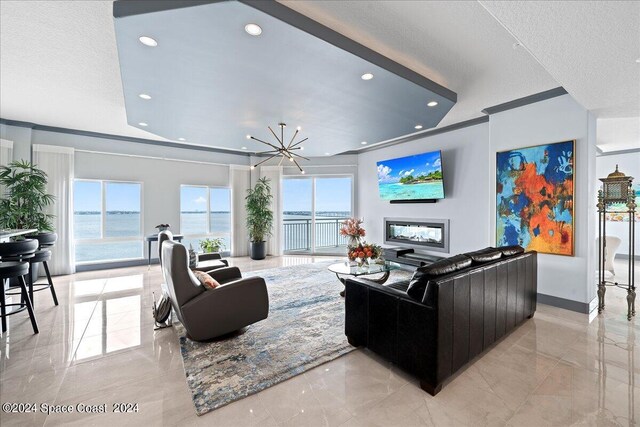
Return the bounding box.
[384,217,450,253]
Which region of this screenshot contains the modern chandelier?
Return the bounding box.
[247,123,309,174]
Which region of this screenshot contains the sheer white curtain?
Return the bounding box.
[0,139,13,167]
[259,166,283,256]
[32,145,75,275]
[230,165,251,257]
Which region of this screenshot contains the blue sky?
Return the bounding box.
[377,150,442,184]
[283,177,352,212]
[74,181,141,212]
[181,187,230,212]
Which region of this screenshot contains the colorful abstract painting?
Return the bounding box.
[496,140,575,256]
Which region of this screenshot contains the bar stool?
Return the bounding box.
[6,233,59,307]
[0,239,39,334]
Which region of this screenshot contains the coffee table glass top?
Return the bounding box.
[328,260,401,277]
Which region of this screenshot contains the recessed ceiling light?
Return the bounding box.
[138,36,157,47]
[178,138,186,141]
[427,101,438,107]
[245,23,262,36]
[361,141,367,145]
[138,122,148,127]
[361,73,373,80]
[138,93,151,100]
[241,146,247,150]
[414,125,423,130]
[636,58,640,63]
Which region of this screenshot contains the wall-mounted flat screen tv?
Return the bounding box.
[376,150,445,201]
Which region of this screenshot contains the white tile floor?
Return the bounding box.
[0,256,638,426]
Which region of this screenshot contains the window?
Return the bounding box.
[282,175,353,254]
[74,180,143,263]
[180,186,231,252]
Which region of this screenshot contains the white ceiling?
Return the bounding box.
[1,1,638,153]
[280,0,559,128]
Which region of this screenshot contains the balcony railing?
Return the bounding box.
[283,218,349,252]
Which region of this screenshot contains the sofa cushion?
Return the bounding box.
[499,245,525,257]
[464,247,503,264]
[192,270,220,289]
[406,254,472,302]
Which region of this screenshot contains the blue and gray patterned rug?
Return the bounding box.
[175,260,410,416]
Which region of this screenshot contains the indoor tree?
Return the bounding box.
[245,177,273,260]
[0,160,55,232]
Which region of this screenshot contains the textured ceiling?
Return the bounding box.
[597,117,640,153]
[479,0,640,120]
[0,0,166,142]
[1,1,637,153]
[279,0,559,128]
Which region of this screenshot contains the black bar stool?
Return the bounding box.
[0,239,39,334]
[6,233,59,307]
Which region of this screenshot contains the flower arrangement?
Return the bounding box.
[340,217,366,249]
[348,242,382,264]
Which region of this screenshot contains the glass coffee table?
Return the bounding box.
[328,260,402,297]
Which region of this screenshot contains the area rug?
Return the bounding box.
[174,260,411,415]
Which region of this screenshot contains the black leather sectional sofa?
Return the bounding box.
[344,245,537,395]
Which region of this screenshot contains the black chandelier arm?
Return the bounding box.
[250,136,281,151]
[289,137,308,149]
[252,154,279,168]
[287,129,299,149]
[291,152,310,161]
[292,158,303,172]
[268,126,283,145]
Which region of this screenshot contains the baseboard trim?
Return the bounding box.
[76,259,151,272]
[537,293,591,314]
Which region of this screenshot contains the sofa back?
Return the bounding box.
[430,250,537,384]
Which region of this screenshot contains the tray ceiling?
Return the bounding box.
[113,0,456,156]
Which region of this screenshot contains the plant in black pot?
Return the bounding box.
[245,177,273,260]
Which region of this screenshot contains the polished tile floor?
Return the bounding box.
[1,256,638,426]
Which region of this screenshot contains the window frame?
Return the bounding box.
[282,173,354,255]
[73,179,144,264]
[179,184,233,253]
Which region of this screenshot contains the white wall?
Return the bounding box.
[596,151,640,256]
[489,95,596,305]
[358,122,492,256]
[359,94,598,308]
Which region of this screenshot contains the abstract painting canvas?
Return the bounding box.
[496,140,575,256]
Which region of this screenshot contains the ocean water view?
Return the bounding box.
[73,210,351,262]
[377,181,444,201]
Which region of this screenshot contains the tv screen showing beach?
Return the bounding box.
[376,150,444,201]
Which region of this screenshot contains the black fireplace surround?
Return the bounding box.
[344,245,537,395]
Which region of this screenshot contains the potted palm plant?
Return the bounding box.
[245,177,273,260]
[0,160,56,283]
[0,160,55,235]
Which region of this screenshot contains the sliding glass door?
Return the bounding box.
[282,175,352,255]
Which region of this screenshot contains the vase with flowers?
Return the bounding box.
[340,217,366,250]
[348,242,382,267]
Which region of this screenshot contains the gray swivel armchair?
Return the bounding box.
[161,240,269,341]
